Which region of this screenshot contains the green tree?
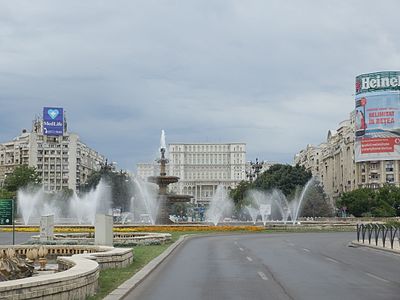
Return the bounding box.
[4,165,41,192]
[82,167,133,211]
[253,164,312,197]
[301,183,333,217]
[338,186,400,217]
[230,180,253,212]
[338,188,376,217]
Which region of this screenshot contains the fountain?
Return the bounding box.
[244,178,322,225]
[205,185,234,225]
[246,205,259,224]
[146,130,192,224]
[17,179,111,225]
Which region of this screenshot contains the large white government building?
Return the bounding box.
[137,143,246,205]
[0,117,106,193]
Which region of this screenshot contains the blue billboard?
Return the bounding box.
[43,107,64,136]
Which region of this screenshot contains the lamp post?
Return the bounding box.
[251,158,264,179]
[246,169,255,183]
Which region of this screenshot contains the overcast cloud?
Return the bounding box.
[1,0,400,171]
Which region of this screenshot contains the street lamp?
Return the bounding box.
[250,158,264,179]
[246,169,255,183]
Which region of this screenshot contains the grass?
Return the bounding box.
[86,243,173,300]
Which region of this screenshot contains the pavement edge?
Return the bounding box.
[103,234,191,300]
[350,240,400,255]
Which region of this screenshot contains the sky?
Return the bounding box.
[1,0,400,172]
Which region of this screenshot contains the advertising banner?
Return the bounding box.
[355,72,400,162]
[43,107,64,136]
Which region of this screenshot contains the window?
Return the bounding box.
[370,173,379,180]
[386,161,394,172]
[386,174,394,183]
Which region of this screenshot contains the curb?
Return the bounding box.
[103,235,190,300]
[350,240,400,255]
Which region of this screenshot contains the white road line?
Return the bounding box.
[234,241,238,245]
[325,257,339,264]
[303,248,310,252]
[365,272,390,283]
[246,256,253,262]
[239,247,244,251]
[287,242,295,247]
[257,271,268,281]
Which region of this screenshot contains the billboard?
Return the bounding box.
[43,107,64,136]
[355,71,400,162]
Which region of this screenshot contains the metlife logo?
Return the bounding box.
[355,71,400,94]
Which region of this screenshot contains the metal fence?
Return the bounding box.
[356,223,400,249]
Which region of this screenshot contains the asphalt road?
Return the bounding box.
[0,231,34,245]
[125,232,400,300]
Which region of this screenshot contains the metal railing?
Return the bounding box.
[356,223,400,249]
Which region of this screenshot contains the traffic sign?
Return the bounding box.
[0,199,13,225]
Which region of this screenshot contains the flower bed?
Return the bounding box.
[1,225,264,233]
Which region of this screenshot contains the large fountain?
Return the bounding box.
[18,179,111,225]
[147,130,192,224]
[244,177,333,225]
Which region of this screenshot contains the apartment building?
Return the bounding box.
[295,115,356,202]
[0,119,106,192]
[295,111,400,203]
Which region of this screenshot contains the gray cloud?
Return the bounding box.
[1,0,400,170]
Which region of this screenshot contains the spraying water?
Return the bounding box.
[290,178,315,224]
[205,185,234,226]
[18,179,112,225]
[243,177,318,225]
[246,206,259,224]
[18,186,48,225]
[69,179,112,224]
[160,130,166,150]
[132,177,158,225]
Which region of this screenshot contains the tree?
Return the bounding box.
[253,164,312,197]
[82,167,134,211]
[229,164,316,218]
[230,180,253,212]
[4,165,41,192]
[301,183,333,217]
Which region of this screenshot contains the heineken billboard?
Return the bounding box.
[355,71,400,162]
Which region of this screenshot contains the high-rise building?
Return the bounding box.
[0,116,106,192]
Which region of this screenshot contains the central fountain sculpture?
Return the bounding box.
[147,131,192,224]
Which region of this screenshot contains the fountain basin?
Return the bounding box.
[147,176,179,185]
[167,194,192,203]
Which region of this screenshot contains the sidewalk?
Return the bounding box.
[351,238,400,254]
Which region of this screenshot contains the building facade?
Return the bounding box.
[0,119,106,192]
[137,143,246,205]
[295,110,400,203]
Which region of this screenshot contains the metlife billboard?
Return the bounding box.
[43,107,64,136]
[355,71,400,162]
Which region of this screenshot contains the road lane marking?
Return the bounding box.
[246,256,253,262]
[239,247,244,251]
[287,242,295,246]
[325,257,339,264]
[303,248,310,252]
[365,272,390,283]
[234,241,238,245]
[257,271,268,280]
